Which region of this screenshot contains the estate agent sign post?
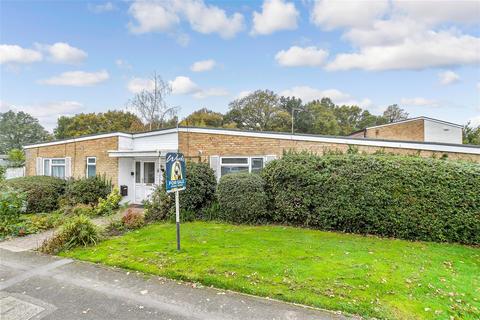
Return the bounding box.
[165,152,187,251]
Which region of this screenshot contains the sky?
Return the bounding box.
[1,0,479,132]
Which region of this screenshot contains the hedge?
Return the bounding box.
[2,176,66,213]
[261,152,480,245]
[217,172,268,224]
[63,175,112,206]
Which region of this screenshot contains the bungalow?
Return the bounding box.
[24,126,480,204]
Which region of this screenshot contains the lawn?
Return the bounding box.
[62,222,480,320]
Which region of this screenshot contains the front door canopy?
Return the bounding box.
[108,150,178,158]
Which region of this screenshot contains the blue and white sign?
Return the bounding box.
[165,152,186,193]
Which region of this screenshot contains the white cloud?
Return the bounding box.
[236,90,252,99]
[170,76,200,95]
[311,0,389,30]
[400,97,438,107]
[127,77,155,93]
[0,44,42,64]
[128,1,180,34]
[280,86,372,107]
[89,2,116,13]
[193,87,229,99]
[39,70,109,86]
[251,0,299,35]
[116,59,132,70]
[128,0,244,39]
[438,70,460,85]
[393,0,480,25]
[275,46,328,67]
[190,59,216,72]
[39,42,87,64]
[326,30,480,71]
[6,101,84,131]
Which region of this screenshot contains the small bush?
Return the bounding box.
[39,215,100,254]
[0,166,5,181]
[0,187,26,225]
[217,173,268,224]
[96,188,122,216]
[261,152,480,245]
[27,212,64,232]
[144,162,216,222]
[144,187,172,222]
[121,209,145,229]
[63,175,112,205]
[3,176,66,213]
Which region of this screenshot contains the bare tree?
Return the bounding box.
[129,73,178,130]
[382,104,409,123]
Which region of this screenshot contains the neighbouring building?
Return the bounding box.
[24,126,480,204]
[349,116,463,144]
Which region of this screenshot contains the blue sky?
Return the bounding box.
[1,0,479,131]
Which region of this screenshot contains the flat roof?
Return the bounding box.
[23,126,479,155]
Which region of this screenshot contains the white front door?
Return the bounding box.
[134,160,157,204]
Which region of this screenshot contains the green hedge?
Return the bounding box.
[261,153,480,245]
[63,175,112,206]
[217,172,268,224]
[2,176,66,213]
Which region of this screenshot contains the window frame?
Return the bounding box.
[86,157,97,178]
[219,156,267,177]
[43,158,66,179]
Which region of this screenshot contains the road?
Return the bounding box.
[0,248,354,320]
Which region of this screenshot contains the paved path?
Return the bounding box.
[0,249,355,320]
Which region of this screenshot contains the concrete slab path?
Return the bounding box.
[0,249,357,320]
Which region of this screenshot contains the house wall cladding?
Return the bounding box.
[365,119,424,141]
[178,131,480,163]
[25,136,119,184]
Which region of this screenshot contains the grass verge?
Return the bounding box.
[62,222,480,319]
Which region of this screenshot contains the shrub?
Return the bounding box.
[96,188,122,216]
[0,166,5,181]
[0,187,26,224]
[39,215,100,254]
[217,173,268,224]
[144,162,216,222]
[144,187,173,222]
[261,152,480,245]
[62,203,95,217]
[27,212,64,232]
[63,175,112,205]
[121,209,145,229]
[3,176,66,213]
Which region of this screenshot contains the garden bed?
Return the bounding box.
[62,222,480,320]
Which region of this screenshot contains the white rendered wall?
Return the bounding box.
[118,157,134,204]
[132,132,178,151]
[424,120,462,144]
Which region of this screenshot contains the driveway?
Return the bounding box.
[0,249,355,320]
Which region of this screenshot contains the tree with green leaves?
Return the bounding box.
[225,90,290,131]
[383,104,409,123]
[54,110,144,139]
[0,110,51,153]
[463,122,480,145]
[7,148,25,167]
[179,108,225,127]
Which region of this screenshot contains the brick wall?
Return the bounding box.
[25,136,119,185]
[178,131,480,163]
[365,119,424,141]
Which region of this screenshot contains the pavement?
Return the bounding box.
[0,249,356,320]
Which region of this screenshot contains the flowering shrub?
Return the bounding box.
[96,188,122,216]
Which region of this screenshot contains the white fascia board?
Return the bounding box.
[178,128,480,155]
[24,132,132,149]
[131,128,179,138]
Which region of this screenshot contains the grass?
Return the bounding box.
[62,222,480,320]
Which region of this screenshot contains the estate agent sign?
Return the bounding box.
[165,152,187,250]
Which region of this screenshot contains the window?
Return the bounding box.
[43,158,66,179]
[135,162,141,183]
[220,156,266,177]
[86,157,96,178]
[144,162,155,184]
